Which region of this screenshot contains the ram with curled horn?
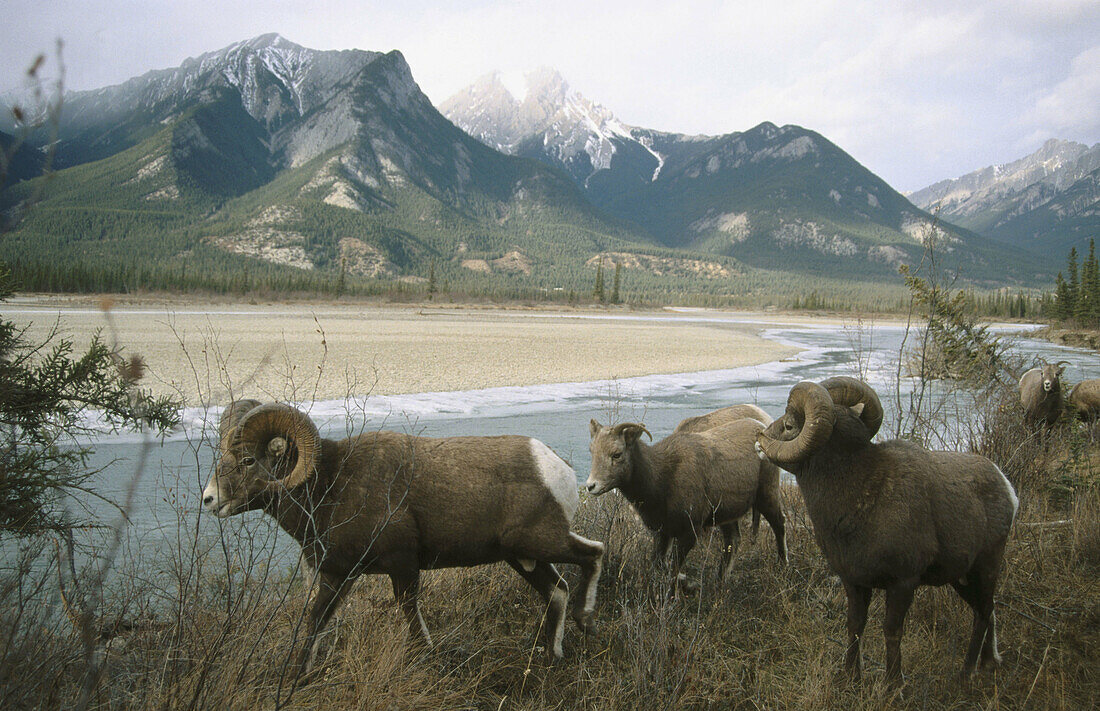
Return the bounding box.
[202,400,604,680]
[755,376,1017,683]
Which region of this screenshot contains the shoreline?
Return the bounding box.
[7,299,818,406]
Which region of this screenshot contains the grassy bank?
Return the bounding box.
[1,295,1097,709]
[1,427,1097,710]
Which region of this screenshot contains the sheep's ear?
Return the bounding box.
[589,419,602,439]
[850,403,865,417]
[267,437,289,458]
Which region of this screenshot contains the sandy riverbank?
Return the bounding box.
[5,299,816,406]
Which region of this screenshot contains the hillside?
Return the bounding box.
[0,36,1053,299]
[443,71,1046,284]
[4,36,740,297]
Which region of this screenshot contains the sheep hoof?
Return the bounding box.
[676,574,700,595]
[884,671,907,691]
[573,611,598,635]
[979,655,1003,672]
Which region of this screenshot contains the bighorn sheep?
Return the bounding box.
[586,415,786,590]
[674,404,774,538]
[1019,360,1069,429]
[202,401,604,676]
[673,404,772,434]
[1067,378,1100,423]
[756,377,1018,682]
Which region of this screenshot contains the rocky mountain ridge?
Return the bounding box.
[441,69,662,188]
[442,70,1037,282]
[909,139,1100,254]
[0,36,1047,290]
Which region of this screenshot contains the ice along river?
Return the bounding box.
[68,314,1100,558]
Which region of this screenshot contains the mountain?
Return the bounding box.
[440,69,661,190]
[0,128,46,185]
[909,139,1100,255]
[442,70,1042,283]
[49,34,381,168]
[0,38,1049,297]
[2,35,696,293]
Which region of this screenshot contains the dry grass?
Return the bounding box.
[2,312,1098,709]
[2,465,1097,710]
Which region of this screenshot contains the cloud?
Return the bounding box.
[1023,46,1100,139]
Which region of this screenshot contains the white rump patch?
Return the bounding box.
[994,465,1020,519]
[530,438,580,522]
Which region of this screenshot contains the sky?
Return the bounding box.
[3,0,1098,192]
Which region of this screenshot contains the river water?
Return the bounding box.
[61,313,1099,557]
[4,312,1086,585]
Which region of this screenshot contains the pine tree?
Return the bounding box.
[1088,239,1100,325]
[0,265,180,536]
[1054,273,1070,320]
[1075,240,1098,325]
[611,262,622,304]
[335,256,347,297]
[1066,247,1080,321]
[428,258,437,301]
[592,257,605,303]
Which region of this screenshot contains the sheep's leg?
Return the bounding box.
[506,559,570,658]
[390,568,432,649]
[504,531,604,652]
[842,581,873,680]
[955,562,1003,673]
[719,521,740,582]
[883,583,916,685]
[977,551,1006,669]
[567,533,604,634]
[756,491,788,565]
[292,570,356,681]
[671,533,698,596]
[652,530,671,565]
[981,608,1001,668]
[751,508,761,538]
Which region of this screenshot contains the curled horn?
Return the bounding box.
[612,422,652,442]
[757,381,836,466]
[820,376,884,438]
[236,403,321,490]
[218,399,262,451]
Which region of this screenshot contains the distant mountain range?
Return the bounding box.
[0,35,1049,295]
[909,139,1100,256]
[442,69,1040,283]
[1,34,656,290]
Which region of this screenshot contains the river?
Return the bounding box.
[55,314,1095,558]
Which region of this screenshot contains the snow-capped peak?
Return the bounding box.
[61,34,382,134]
[441,67,665,184]
[499,69,528,104]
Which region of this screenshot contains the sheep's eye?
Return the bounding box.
[240,456,256,467]
[610,451,622,460]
